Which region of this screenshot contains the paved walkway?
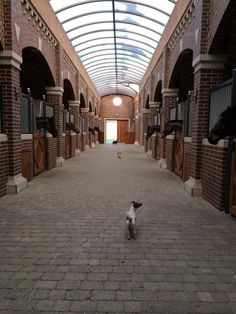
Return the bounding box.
[0,144,236,314]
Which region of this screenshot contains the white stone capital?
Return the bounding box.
[0,51,22,70]
[80,108,89,113]
[193,54,227,72]
[69,100,80,107]
[141,109,151,114]
[46,86,64,96]
[162,88,179,97]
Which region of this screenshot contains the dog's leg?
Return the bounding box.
[127,226,131,240]
[133,226,137,239]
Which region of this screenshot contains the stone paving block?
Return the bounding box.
[98,301,124,312]
[71,300,98,312]
[91,290,115,300]
[124,301,142,313]
[65,290,90,301]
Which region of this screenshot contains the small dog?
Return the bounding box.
[112,140,118,144]
[126,201,142,240]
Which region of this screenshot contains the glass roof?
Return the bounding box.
[49,0,177,97]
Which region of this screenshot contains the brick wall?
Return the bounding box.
[208,0,231,52]
[70,134,76,157]
[183,141,191,182]
[201,143,229,211]
[166,137,175,172]
[101,95,135,126]
[21,139,33,180]
[0,140,8,196]
[45,137,57,170]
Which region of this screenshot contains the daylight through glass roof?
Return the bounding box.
[49,0,177,97]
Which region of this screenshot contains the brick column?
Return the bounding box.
[149,102,160,157]
[89,112,95,148]
[159,89,179,168]
[80,108,89,149]
[45,86,65,167]
[94,115,99,144]
[184,54,226,196]
[69,100,80,156]
[141,109,150,153]
[0,51,27,194]
[134,113,141,145]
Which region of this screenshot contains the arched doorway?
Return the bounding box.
[168,49,194,179]
[63,79,75,159]
[20,47,56,178]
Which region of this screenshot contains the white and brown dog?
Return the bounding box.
[126,201,142,240]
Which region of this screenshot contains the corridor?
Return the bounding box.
[0,144,236,313]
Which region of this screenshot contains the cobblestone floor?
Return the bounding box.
[0,144,236,313]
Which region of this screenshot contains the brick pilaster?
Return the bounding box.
[159,88,179,168]
[0,51,27,193]
[185,54,226,196]
[45,86,65,166]
[141,108,150,152]
[80,108,89,149]
[69,100,80,155]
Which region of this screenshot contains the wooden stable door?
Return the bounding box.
[174,135,184,177]
[230,140,236,216]
[33,133,45,175]
[117,120,128,143]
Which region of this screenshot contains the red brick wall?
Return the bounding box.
[21,139,33,180]
[45,137,57,170]
[0,140,8,196]
[166,137,175,172]
[201,143,229,211]
[70,134,76,157]
[101,95,135,131]
[208,0,231,51]
[101,95,135,119]
[190,68,225,179]
[183,141,191,182]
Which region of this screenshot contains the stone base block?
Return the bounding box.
[158,158,167,169]
[56,156,65,167]
[184,177,202,197]
[6,174,28,194]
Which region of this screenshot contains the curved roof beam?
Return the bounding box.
[61,10,166,29]
[92,75,140,84]
[73,35,156,51]
[86,62,145,73]
[79,45,150,63]
[91,71,143,82]
[70,29,157,46]
[66,20,162,38]
[89,68,143,80]
[56,0,171,19]
[80,44,149,65]
[78,43,153,59]
[83,49,148,68]
[84,54,146,71]
[87,62,146,74]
